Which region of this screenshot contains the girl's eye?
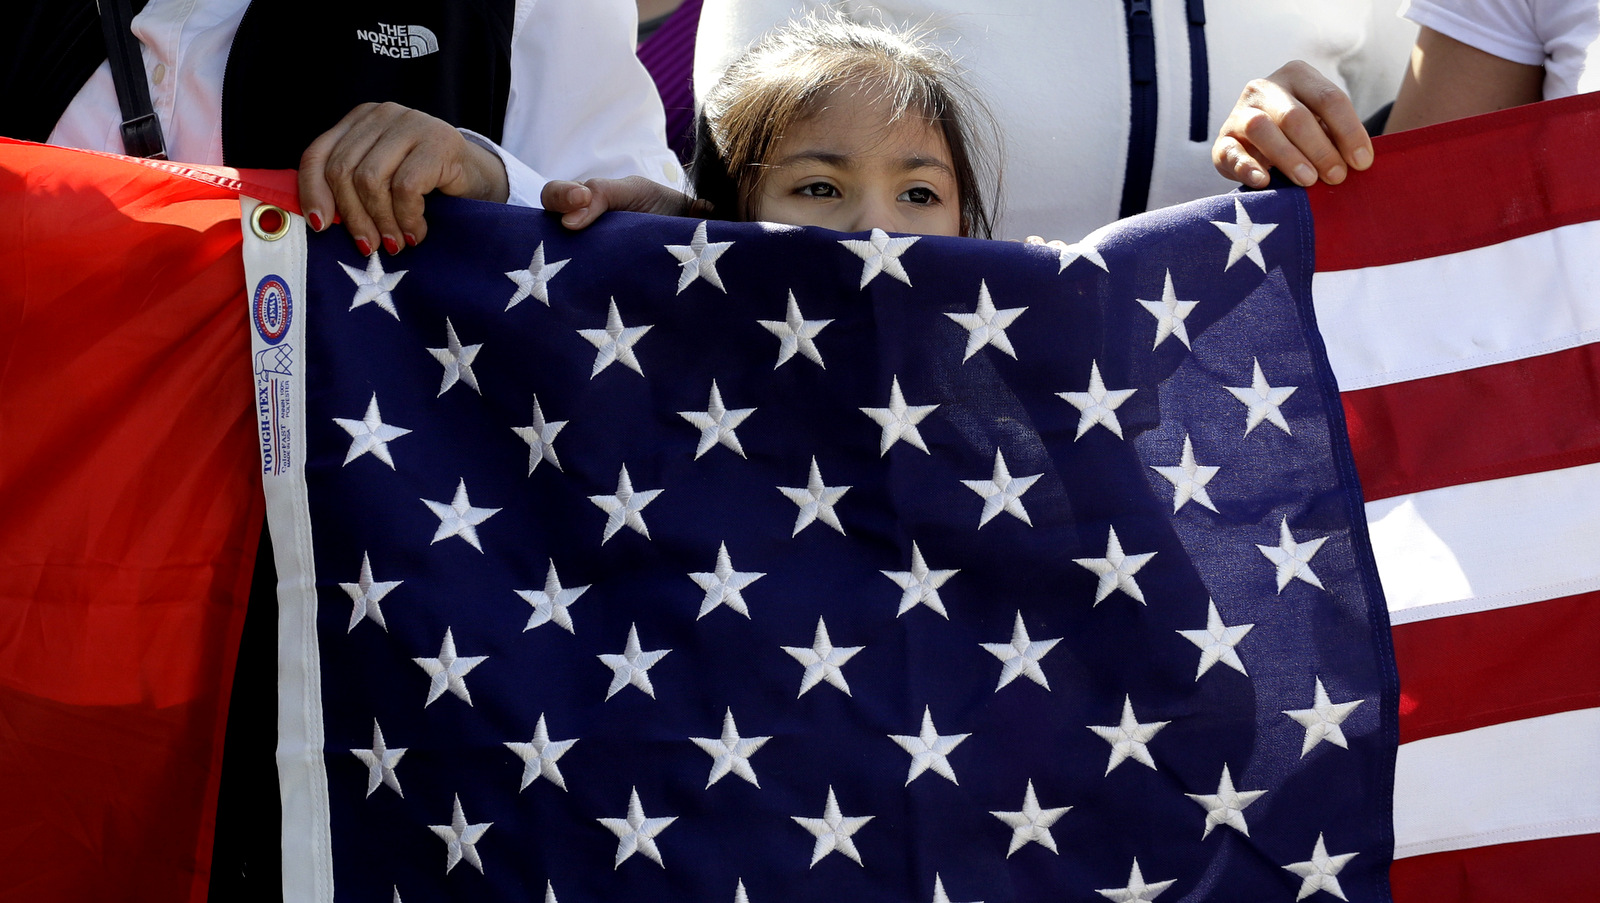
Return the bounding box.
[900,186,938,205]
[799,182,839,198]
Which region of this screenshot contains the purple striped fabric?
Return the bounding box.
[637,0,703,163]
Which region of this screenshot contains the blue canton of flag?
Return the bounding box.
[253,188,1397,902]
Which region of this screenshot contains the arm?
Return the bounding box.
[1384,26,1543,132]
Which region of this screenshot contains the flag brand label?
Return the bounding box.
[255,345,294,477]
[252,274,292,344]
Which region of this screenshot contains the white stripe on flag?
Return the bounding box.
[1314,219,1600,391]
[1366,461,1600,625]
[1393,707,1600,858]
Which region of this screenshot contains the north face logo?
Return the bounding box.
[354,23,440,59]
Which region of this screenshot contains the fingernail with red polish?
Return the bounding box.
[382,235,400,255]
[308,211,324,232]
[356,238,372,257]
[404,232,418,247]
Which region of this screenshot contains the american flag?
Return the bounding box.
[1308,94,1600,899]
[251,169,1397,898]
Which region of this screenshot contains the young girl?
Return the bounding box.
[546,16,999,239]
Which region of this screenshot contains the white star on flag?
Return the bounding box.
[1043,225,1111,274]
[351,719,405,797]
[428,795,490,874]
[666,221,734,293]
[962,449,1042,527]
[412,627,487,707]
[679,380,755,459]
[792,786,874,866]
[578,298,652,377]
[759,291,832,369]
[839,227,918,287]
[512,395,566,474]
[598,623,670,700]
[690,708,771,788]
[340,551,401,632]
[1226,357,1298,435]
[931,873,982,903]
[734,879,749,903]
[1177,599,1254,679]
[1283,833,1359,901]
[341,251,406,318]
[889,706,970,786]
[1087,695,1169,775]
[861,375,939,454]
[1058,360,1137,439]
[1136,270,1198,350]
[515,559,589,633]
[1073,526,1157,604]
[990,779,1071,856]
[1186,764,1266,838]
[881,541,960,618]
[778,457,850,536]
[427,317,482,396]
[1212,197,1279,272]
[1096,859,1176,902]
[1150,434,1221,512]
[420,479,500,551]
[1257,516,1328,591]
[598,787,677,868]
[689,542,765,619]
[333,393,411,468]
[505,713,578,791]
[1284,677,1365,756]
[982,610,1062,692]
[782,617,863,697]
[945,280,1027,362]
[589,465,662,543]
[504,241,570,309]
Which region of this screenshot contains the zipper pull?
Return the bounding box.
[1128,0,1156,85]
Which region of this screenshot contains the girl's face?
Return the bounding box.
[749,89,962,237]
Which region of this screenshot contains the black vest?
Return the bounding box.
[2,0,514,168]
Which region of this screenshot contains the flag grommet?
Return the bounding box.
[251,204,291,241]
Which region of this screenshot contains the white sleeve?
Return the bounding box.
[489,0,684,208]
[1400,0,1547,65]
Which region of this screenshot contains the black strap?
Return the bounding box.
[96,0,166,158]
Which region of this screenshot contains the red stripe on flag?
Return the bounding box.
[1342,343,1600,502]
[1391,833,1600,902]
[0,142,261,902]
[1392,591,1600,744]
[1309,91,1600,272]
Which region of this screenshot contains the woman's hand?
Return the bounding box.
[299,102,510,255]
[1212,61,1374,189]
[541,176,711,230]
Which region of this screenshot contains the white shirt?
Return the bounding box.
[695,0,1416,240]
[50,0,683,206]
[1402,0,1600,99]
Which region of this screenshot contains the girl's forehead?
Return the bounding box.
[785,87,948,158]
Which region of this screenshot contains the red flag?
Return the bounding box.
[0,140,282,902]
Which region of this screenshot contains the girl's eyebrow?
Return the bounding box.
[768,151,856,169]
[769,152,955,176]
[901,155,955,176]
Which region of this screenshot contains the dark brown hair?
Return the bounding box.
[692,16,999,238]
